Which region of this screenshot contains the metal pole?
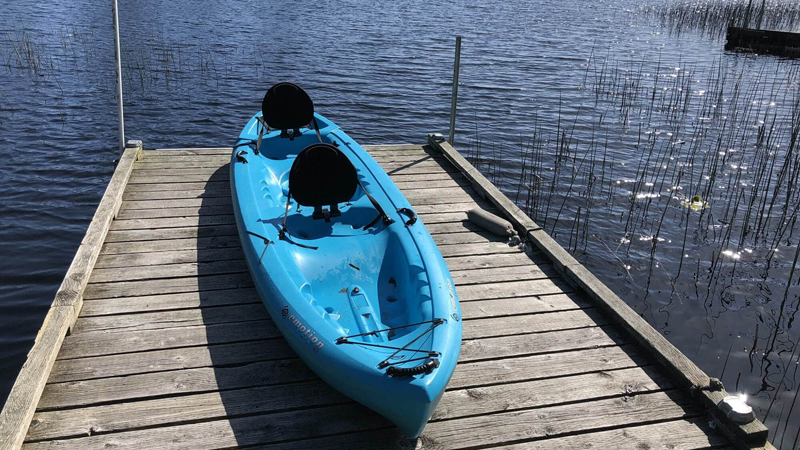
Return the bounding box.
[112,0,125,153]
[448,36,461,145]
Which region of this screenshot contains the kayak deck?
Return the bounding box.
[10,144,747,449]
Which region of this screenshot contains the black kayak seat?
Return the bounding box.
[289,143,358,221]
[262,82,315,139]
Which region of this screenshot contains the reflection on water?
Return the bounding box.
[1,0,800,446]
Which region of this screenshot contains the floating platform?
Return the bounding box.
[0,136,774,449]
[726,26,800,57]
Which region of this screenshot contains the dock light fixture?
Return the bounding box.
[718,395,755,424]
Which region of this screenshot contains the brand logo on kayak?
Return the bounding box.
[281,306,289,317]
[284,312,324,352]
[447,278,457,312]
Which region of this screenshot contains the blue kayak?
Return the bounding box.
[230,83,462,437]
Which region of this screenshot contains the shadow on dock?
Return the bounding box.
[197,165,414,448]
[194,159,701,448]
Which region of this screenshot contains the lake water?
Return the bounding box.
[2,0,800,446]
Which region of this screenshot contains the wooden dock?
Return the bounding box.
[0,137,774,449]
[726,26,800,57]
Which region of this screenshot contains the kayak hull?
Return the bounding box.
[231,113,462,437]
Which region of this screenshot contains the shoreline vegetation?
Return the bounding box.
[644,0,800,39]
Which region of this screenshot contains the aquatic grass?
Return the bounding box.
[644,0,800,39]
[459,45,800,443]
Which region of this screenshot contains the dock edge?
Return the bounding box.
[427,133,771,449]
[0,142,143,450]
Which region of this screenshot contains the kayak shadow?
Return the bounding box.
[198,164,416,448]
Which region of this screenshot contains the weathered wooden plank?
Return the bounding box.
[460,293,590,319]
[423,221,485,235]
[411,202,492,215]
[81,288,260,317]
[83,273,254,300]
[72,304,268,335]
[457,278,571,301]
[437,242,523,258]
[0,144,142,450]
[383,163,459,176]
[461,325,622,361]
[463,309,606,339]
[430,231,496,246]
[94,247,244,269]
[109,214,236,231]
[48,339,292,384]
[403,189,476,205]
[450,344,644,390]
[253,417,724,450]
[372,154,445,163]
[494,418,729,450]
[100,235,241,255]
[389,172,462,183]
[136,154,230,163]
[418,390,701,449]
[418,212,468,224]
[133,167,228,177]
[128,173,229,184]
[450,264,557,285]
[104,225,239,243]
[24,403,390,450]
[433,365,671,421]
[135,159,230,169]
[147,148,232,155]
[365,144,429,153]
[58,320,279,360]
[121,197,233,210]
[26,380,345,443]
[443,252,544,271]
[123,186,230,199]
[138,149,228,161]
[394,177,472,191]
[124,180,229,192]
[89,259,248,283]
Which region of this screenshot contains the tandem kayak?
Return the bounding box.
[230,83,462,437]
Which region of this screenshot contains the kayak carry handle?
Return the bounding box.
[386,358,440,377]
[397,208,417,226]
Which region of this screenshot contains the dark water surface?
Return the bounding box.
[2,0,800,446]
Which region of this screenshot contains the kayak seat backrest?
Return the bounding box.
[289,143,358,220]
[262,82,314,138]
